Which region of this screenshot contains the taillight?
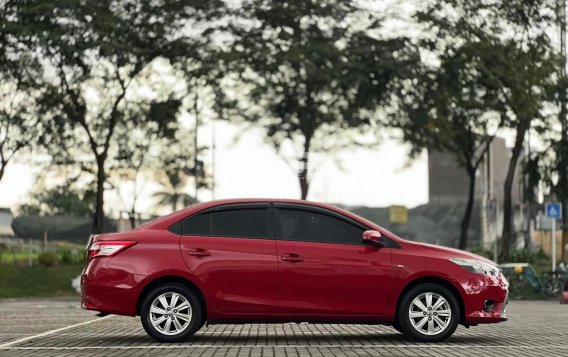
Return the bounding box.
[87,241,137,262]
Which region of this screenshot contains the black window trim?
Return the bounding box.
[179,202,274,240]
[168,201,400,248]
[272,203,400,248]
[273,203,370,246]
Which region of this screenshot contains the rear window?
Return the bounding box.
[182,207,269,239]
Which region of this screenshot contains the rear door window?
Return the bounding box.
[182,205,270,239]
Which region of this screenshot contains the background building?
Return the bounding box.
[0,208,16,247]
[428,137,528,249]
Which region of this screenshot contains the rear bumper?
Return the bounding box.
[81,259,145,316]
[458,271,509,324]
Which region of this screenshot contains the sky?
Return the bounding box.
[0,121,430,214]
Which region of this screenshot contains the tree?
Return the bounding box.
[110,96,183,228]
[152,169,198,213]
[5,0,220,233]
[416,0,559,257]
[0,54,42,182]
[497,44,558,257]
[150,126,209,213]
[397,41,505,249]
[18,182,96,217]
[220,0,418,199]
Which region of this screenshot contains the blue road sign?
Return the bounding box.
[546,202,562,219]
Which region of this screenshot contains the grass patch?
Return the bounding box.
[0,264,84,298]
[0,252,39,265]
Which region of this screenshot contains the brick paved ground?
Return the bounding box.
[0,299,566,356]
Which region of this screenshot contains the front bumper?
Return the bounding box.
[457,271,509,324]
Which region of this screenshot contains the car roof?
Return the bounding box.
[137,198,381,232]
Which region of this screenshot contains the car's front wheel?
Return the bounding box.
[398,283,460,342]
[140,284,203,342]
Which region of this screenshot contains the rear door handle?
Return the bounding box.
[281,253,303,263]
[188,248,210,257]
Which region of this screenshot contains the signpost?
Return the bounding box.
[545,202,562,271]
[389,205,408,224]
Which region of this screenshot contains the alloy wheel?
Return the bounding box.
[149,292,193,336]
[408,292,452,336]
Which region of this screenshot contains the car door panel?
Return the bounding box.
[274,206,393,317]
[277,240,392,316]
[180,236,278,314]
[179,204,278,314]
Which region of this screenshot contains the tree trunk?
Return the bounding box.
[459,167,477,250]
[0,162,5,182]
[500,121,529,259]
[128,210,136,229]
[299,172,309,200]
[92,157,106,234]
[298,135,312,200]
[172,192,178,212]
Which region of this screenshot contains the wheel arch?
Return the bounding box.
[395,276,466,325]
[136,275,208,322]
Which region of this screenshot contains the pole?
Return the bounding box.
[494,233,498,264]
[211,118,216,201]
[481,150,489,249]
[552,217,557,272]
[28,239,32,267]
[558,0,568,245]
[194,90,199,201]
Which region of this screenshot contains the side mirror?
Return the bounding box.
[363,230,383,247]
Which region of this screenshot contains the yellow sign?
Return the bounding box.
[389,205,408,224]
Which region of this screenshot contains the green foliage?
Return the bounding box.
[152,169,199,213]
[411,0,560,254]
[3,0,222,233]
[38,252,59,267]
[17,204,41,216]
[58,249,84,265]
[19,183,95,217]
[507,248,549,265]
[0,251,38,266]
[503,248,550,276]
[0,55,44,182]
[469,246,493,260]
[0,264,83,297]
[38,250,83,267]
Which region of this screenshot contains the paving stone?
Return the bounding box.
[0,299,566,356]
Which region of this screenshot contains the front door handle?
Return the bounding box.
[281,253,304,263]
[188,248,210,257]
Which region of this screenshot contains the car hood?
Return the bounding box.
[415,242,497,266]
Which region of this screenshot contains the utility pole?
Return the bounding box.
[211,118,216,200]
[194,90,200,201]
[481,148,489,249]
[558,0,567,236]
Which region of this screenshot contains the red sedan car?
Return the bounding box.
[81,199,508,342]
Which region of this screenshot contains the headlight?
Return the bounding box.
[449,258,499,276]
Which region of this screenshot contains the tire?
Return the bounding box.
[398,283,460,342]
[140,283,203,342]
[199,317,207,330]
[391,320,404,334]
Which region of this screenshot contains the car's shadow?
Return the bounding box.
[76,331,503,346]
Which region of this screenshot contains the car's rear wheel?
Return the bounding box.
[398,283,460,342]
[140,284,203,342]
[391,320,404,334]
